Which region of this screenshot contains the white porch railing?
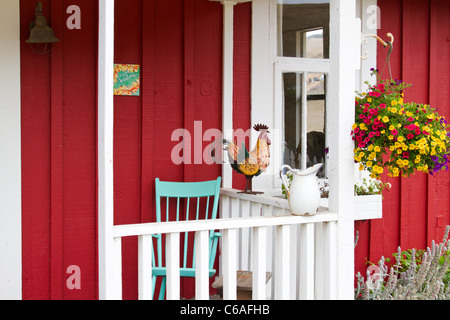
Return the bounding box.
[111,188,342,300]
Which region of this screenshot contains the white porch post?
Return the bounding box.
[328,0,360,299]
[0,0,22,300]
[221,0,236,189]
[98,0,115,300]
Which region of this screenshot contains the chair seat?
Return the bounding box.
[152,267,216,278]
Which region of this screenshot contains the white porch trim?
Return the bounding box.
[328,0,361,299]
[0,0,22,300]
[98,0,116,300]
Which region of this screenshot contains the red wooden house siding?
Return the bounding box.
[19,0,448,300]
[20,0,251,300]
[354,0,450,276]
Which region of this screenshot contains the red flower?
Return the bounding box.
[403,152,409,159]
[407,133,414,139]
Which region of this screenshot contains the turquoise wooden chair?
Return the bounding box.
[152,177,222,300]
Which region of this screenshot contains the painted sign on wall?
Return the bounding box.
[113,64,140,96]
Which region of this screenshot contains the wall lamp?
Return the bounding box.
[26,1,59,54]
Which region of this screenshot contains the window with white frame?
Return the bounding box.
[276,0,330,178]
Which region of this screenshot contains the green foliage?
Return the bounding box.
[356,226,450,300]
[354,178,391,196]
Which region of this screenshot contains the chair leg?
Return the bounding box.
[158,277,166,300]
[152,275,156,300]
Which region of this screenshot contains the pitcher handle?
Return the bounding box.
[279,165,293,197]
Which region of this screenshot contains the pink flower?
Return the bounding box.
[369,91,381,97]
[407,133,414,139]
[391,129,398,136]
[369,132,375,138]
[379,103,386,108]
[403,152,409,159]
[359,114,365,119]
[358,142,365,148]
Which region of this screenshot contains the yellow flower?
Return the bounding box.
[382,116,389,123]
[391,100,398,106]
[397,136,404,143]
[352,123,358,130]
[366,161,373,168]
[391,107,398,114]
[359,164,364,171]
[374,146,381,153]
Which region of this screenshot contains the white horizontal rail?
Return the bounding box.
[113,212,337,239]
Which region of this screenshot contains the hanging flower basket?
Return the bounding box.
[352,69,450,181]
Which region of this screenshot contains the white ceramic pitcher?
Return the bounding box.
[280,163,323,216]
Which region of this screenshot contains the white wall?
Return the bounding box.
[0,0,22,300]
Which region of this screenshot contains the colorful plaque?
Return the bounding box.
[113,64,140,96]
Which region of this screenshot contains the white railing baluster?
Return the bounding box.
[323,221,337,299]
[314,223,324,299]
[166,233,180,300]
[290,224,299,299]
[299,223,314,300]
[222,228,237,300]
[252,226,267,300]
[113,237,122,300]
[195,230,210,300]
[138,234,153,300]
[230,198,240,271]
[240,200,250,270]
[275,224,290,300]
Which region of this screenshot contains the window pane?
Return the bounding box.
[283,71,327,177]
[277,0,330,59]
[283,72,303,169]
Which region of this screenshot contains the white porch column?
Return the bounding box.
[221,0,236,189]
[98,0,115,300]
[328,0,361,299]
[0,0,21,300]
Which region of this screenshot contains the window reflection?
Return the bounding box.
[277,0,330,59]
[282,72,326,177]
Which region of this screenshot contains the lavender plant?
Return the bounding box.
[355,225,450,300]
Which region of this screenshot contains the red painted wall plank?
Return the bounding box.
[21,0,53,300]
[49,0,65,300]
[427,0,450,244]
[21,0,99,299]
[400,0,430,250]
[232,2,252,191]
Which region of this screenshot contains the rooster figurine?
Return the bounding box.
[212,124,271,194]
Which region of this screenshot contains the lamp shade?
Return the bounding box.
[26,1,59,44]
